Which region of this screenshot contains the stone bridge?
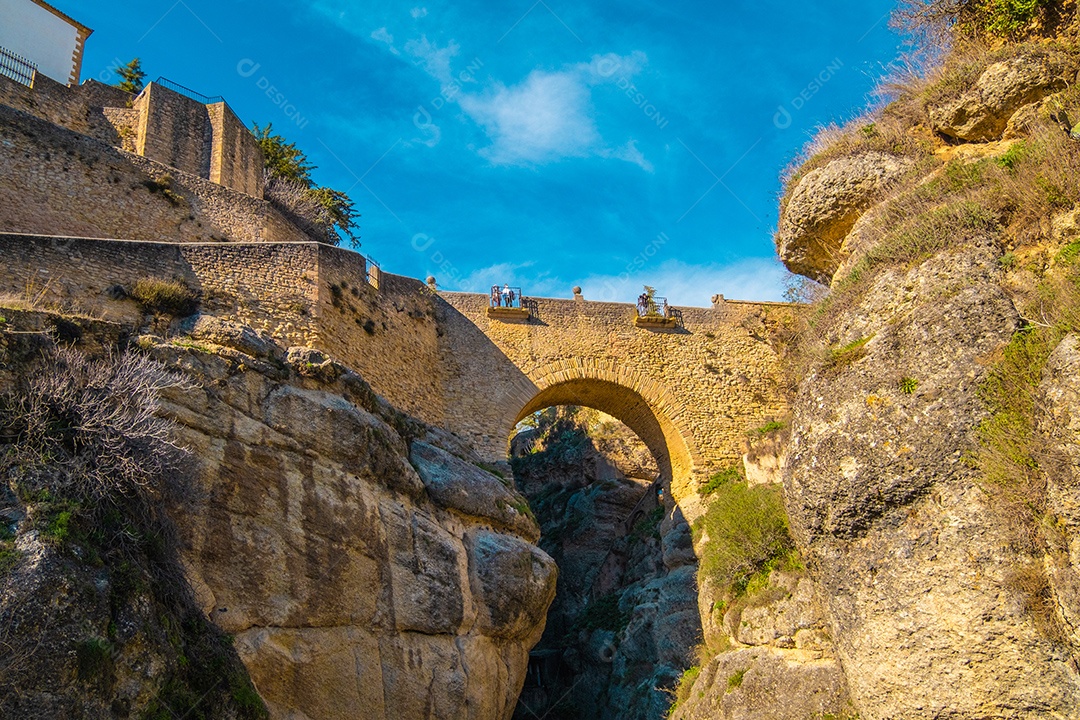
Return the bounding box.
[433,291,790,505]
[0,234,790,509]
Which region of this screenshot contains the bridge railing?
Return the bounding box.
[490,285,524,309]
[636,296,670,317]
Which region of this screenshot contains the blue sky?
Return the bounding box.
[67,0,907,305]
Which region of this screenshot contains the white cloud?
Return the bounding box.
[585,51,648,84]
[452,261,562,296]
[459,70,602,165]
[602,140,653,172]
[408,106,442,148]
[410,7,428,18]
[370,27,398,54]
[362,27,652,170]
[456,53,653,169]
[404,35,460,85]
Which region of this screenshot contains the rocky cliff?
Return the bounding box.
[509,408,699,720]
[0,308,557,719]
[678,13,1080,718]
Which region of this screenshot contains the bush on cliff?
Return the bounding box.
[130,277,200,317]
[254,123,360,248]
[0,344,267,718]
[694,479,793,596]
[895,0,1071,40]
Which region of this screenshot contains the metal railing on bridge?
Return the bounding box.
[636,295,671,318]
[490,285,524,309]
[0,46,36,86]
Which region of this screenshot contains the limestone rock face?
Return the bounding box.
[776,152,913,283]
[182,314,283,361]
[671,647,852,720]
[742,427,788,487]
[784,243,1080,717]
[152,340,557,720]
[411,441,539,543]
[1038,334,1080,644]
[931,52,1069,142]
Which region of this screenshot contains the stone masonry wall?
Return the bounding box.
[0,234,323,348]
[134,83,213,181]
[314,253,448,425]
[0,103,306,244]
[0,74,262,197]
[0,72,131,144]
[208,102,263,197]
[0,233,789,510]
[436,293,790,504]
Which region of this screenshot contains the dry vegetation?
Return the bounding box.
[0,341,267,717]
[775,0,1080,644]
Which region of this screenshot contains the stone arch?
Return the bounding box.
[509,360,701,499]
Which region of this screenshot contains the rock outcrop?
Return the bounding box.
[781,243,1080,716]
[0,308,558,720]
[1038,334,1080,647]
[776,152,914,283]
[151,336,558,720]
[930,51,1070,142]
[671,646,852,720]
[509,410,699,720]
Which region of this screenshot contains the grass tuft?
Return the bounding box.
[130,278,199,317]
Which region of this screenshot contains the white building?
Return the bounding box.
[0,0,92,85]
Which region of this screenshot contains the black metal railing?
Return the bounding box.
[365,256,380,288]
[490,285,524,309]
[0,46,36,86]
[153,76,224,105]
[636,295,671,318]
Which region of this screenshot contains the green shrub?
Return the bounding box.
[749,420,786,436]
[667,665,702,716]
[977,325,1059,487]
[897,0,1055,40]
[76,637,114,681]
[575,592,630,633]
[509,499,537,523]
[1056,241,1080,265]
[0,544,19,577]
[631,506,665,540]
[130,278,199,317]
[996,142,1028,173]
[726,668,747,691]
[824,335,873,373]
[141,174,184,206]
[899,377,919,394]
[984,0,1047,38]
[695,481,793,596]
[699,466,743,497]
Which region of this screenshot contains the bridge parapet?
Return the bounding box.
[434,291,791,505]
[0,233,791,509]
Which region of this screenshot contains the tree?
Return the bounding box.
[253,123,360,247]
[115,58,146,94]
[252,123,315,186]
[893,0,1056,40]
[642,285,659,316]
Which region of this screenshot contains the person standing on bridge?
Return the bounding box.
[502,284,511,307]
